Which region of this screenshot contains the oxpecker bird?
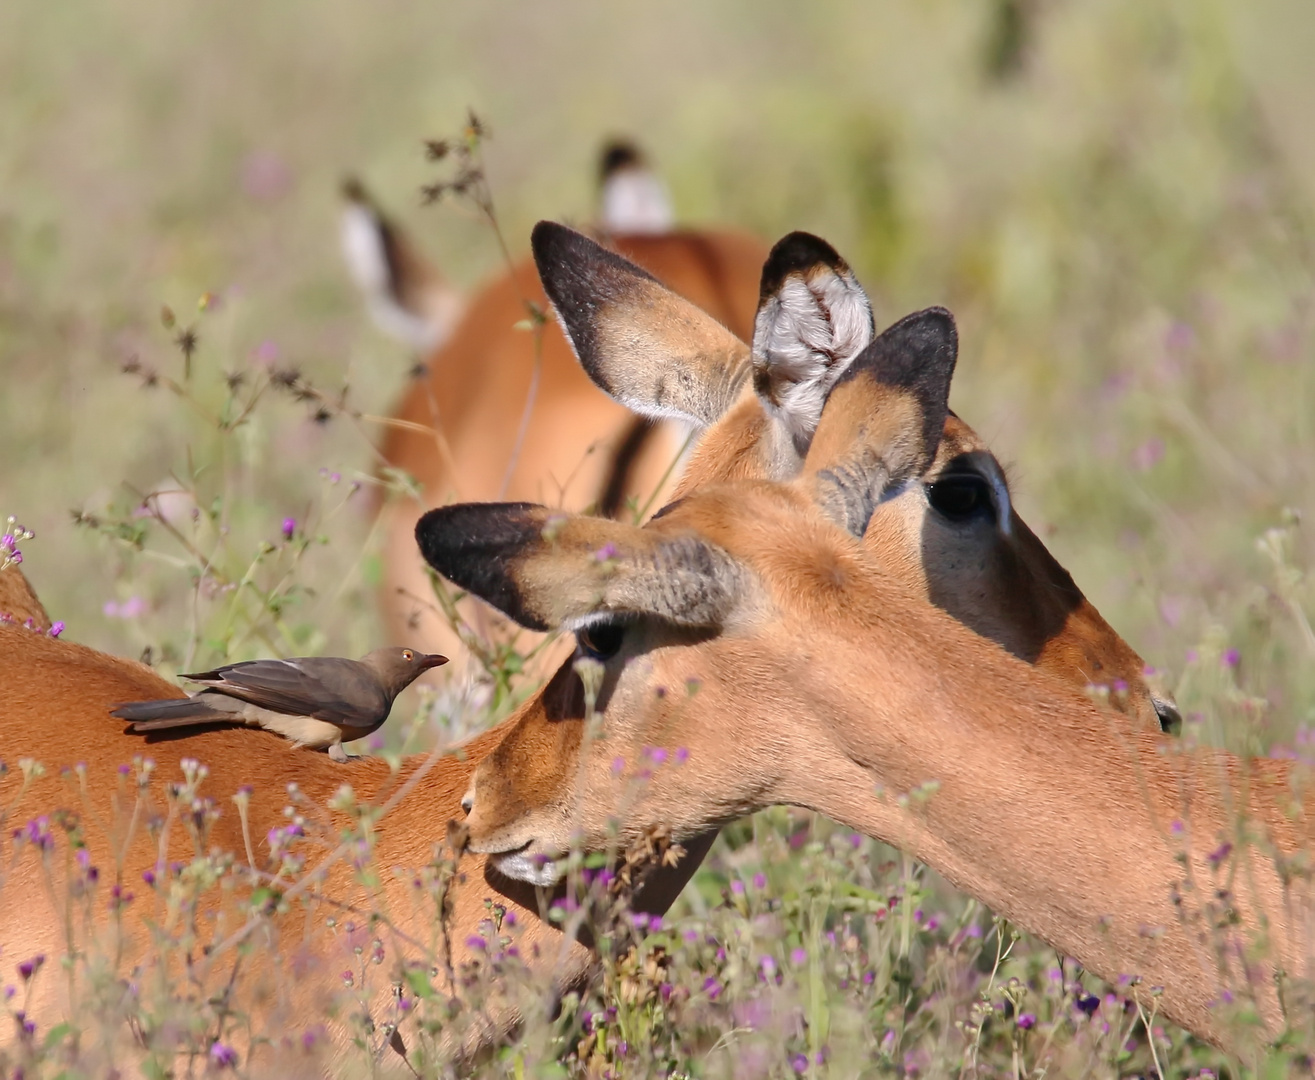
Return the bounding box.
[111,647,447,761]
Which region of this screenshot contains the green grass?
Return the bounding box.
[3,0,1315,1075]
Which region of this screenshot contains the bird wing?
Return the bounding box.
[180,658,389,730]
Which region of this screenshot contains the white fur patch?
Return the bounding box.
[340,202,443,352]
[341,202,390,294]
[601,168,674,235]
[491,850,562,887]
[753,269,873,449]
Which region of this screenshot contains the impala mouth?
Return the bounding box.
[481,839,564,888]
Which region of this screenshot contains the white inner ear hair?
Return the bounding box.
[752,270,873,449]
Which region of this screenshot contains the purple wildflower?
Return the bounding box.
[17,955,44,982]
[209,1041,238,1068]
[1017,1013,1037,1030]
[1075,993,1100,1017]
[281,517,297,541]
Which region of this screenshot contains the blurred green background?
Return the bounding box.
[2,0,1313,746]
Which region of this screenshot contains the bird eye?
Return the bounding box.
[402,649,414,661]
[927,474,993,523]
[576,621,626,662]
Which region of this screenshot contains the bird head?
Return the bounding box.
[363,647,449,696]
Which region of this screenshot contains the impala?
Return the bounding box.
[0,563,52,631]
[3,225,1170,1067]
[342,146,767,669]
[423,285,1312,1055]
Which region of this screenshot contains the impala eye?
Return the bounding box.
[1153,695,1182,735]
[928,474,993,523]
[577,621,626,662]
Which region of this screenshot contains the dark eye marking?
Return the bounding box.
[577,621,626,662]
[927,473,993,522]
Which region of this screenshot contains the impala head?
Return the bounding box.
[532,222,1174,731]
[422,307,960,881]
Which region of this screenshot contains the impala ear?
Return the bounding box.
[416,502,742,631]
[802,307,958,536]
[533,222,752,427]
[751,232,874,455]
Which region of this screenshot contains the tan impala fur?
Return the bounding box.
[424,302,1312,1056]
[368,207,766,671]
[0,609,711,1068]
[0,564,52,629]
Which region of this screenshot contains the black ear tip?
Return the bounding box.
[759,231,848,300]
[531,220,589,265]
[889,306,958,353]
[414,502,551,632]
[414,502,537,572]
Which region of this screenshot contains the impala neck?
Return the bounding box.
[762,625,1309,1054]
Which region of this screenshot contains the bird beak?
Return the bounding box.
[420,653,449,671]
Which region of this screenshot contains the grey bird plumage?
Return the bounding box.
[110,647,447,761]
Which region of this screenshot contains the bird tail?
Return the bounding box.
[110,698,233,732]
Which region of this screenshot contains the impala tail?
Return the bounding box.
[340,176,464,351]
[597,139,674,235]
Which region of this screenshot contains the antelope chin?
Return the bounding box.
[490,849,563,887]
